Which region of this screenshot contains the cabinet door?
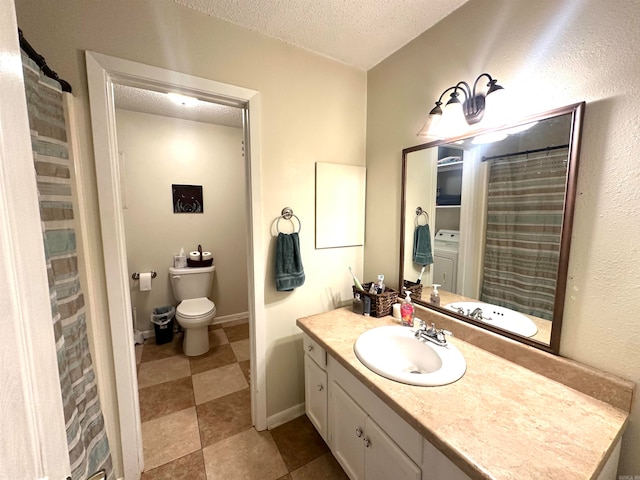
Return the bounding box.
[304,354,328,441]
[330,381,366,480]
[364,417,421,480]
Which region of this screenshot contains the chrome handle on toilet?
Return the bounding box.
[172,275,181,279]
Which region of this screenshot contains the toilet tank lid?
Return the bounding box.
[169,265,215,274]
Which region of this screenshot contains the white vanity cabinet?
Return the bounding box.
[330,381,421,480]
[302,333,472,480]
[303,334,328,441]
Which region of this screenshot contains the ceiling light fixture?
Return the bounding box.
[417,73,505,139]
[167,92,199,107]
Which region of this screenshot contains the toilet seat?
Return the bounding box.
[176,297,215,321]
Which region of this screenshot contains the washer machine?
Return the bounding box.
[433,229,460,294]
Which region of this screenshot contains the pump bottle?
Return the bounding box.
[430,284,441,306]
[400,291,415,327]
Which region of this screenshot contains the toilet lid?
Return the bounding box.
[177,297,215,317]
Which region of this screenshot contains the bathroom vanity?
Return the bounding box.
[297,307,633,480]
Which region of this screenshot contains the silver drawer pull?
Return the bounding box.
[307,345,313,352]
[363,437,371,448]
[317,384,324,391]
[355,427,363,438]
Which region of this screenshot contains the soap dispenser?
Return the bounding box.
[430,284,441,306]
[400,291,415,327]
[175,247,187,268]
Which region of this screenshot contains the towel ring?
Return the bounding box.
[276,207,301,233]
[415,206,429,227]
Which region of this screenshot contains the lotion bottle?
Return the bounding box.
[430,284,441,306]
[400,291,415,327]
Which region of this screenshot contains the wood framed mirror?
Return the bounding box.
[399,102,585,353]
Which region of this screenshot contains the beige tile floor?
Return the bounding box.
[136,318,348,480]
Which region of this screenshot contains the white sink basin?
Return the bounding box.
[444,301,538,337]
[353,326,466,386]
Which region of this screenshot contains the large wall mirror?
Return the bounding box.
[399,102,584,353]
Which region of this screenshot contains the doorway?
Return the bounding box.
[85,51,267,479]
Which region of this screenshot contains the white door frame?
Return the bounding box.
[0,5,70,479]
[85,51,266,479]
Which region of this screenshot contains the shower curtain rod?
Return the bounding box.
[18,28,72,93]
[481,143,569,162]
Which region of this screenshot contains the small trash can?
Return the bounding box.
[150,306,176,345]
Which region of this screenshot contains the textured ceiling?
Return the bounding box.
[114,84,243,127]
[173,0,469,70]
[115,1,469,123]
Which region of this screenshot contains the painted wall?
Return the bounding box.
[116,109,247,332]
[365,0,640,474]
[15,0,367,475]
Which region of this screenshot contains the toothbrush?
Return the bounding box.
[349,266,364,291]
[417,265,426,284]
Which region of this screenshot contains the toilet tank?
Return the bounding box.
[169,265,215,301]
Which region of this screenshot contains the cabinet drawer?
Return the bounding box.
[303,334,326,368]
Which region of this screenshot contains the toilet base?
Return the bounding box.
[182,325,210,356]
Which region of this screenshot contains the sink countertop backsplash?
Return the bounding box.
[297,306,634,480]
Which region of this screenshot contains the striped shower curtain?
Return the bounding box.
[22,52,114,480]
[480,149,569,320]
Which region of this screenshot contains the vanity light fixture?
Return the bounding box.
[167,92,199,107]
[417,73,505,139]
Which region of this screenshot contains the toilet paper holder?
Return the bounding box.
[132,271,157,280]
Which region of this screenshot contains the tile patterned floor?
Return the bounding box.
[136,318,347,480]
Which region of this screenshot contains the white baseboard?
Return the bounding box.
[213,311,249,325]
[266,402,306,430]
[142,311,249,340]
[141,329,155,340]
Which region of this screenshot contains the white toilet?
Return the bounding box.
[168,265,217,356]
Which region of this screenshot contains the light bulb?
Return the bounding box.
[480,88,508,129]
[435,102,468,138]
[167,92,199,107]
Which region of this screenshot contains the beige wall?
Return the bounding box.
[116,109,247,331]
[365,0,640,474]
[15,0,367,475]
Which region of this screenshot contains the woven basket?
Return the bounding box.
[353,283,399,318]
[187,258,214,268]
[402,280,423,300]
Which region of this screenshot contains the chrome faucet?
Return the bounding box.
[414,321,453,347]
[469,307,483,319]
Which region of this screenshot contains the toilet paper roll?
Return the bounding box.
[139,272,152,291]
[189,251,212,261]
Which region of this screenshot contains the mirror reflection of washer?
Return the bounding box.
[433,230,459,294]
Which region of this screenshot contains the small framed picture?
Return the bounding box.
[172,184,203,213]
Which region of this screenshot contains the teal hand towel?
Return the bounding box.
[275,232,305,291]
[413,224,433,265]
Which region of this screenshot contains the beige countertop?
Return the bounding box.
[297,307,630,480]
